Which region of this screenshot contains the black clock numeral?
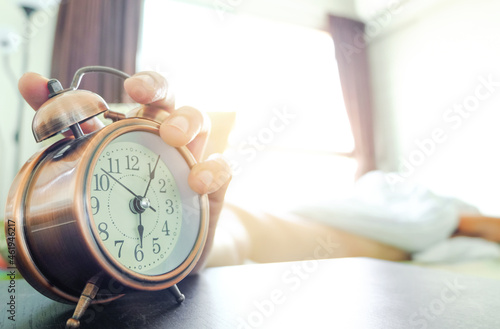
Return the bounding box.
[162,220,170,236]
[108,158,121,174]
[165,199,174,214]
[114,240,124,258]
[98,222,108,241]
[159,179,166,193]
[152,237,161,254]
[93,174,110,191]
[91,196,100,215]
[126,155,139,171]
[134,244,144,262]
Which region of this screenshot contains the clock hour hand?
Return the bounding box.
[143,155,161,198]
[138,212,144,248]
[101,169,157,212]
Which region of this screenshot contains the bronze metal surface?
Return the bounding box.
[32,90,109,142]
[6,117,208,302]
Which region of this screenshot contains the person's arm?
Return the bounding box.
[16,72,232,274]
[207,203,410,266]
[455,214,500,242]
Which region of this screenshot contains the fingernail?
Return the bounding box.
[133,74,156,89]
[166,115,189,135]
[198,170,214,191]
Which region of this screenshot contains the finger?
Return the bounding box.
[190,154,232,267]
[159,106,210,160]
[18,72,50,111]
[124,71,175,111]
[189,167,232,274]
[188,154,232,196]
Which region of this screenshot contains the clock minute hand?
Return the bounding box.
[101,169,139,197]
[101,169,157,212]
[143,155,161,198]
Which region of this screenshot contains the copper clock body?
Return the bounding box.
[5,118,209,304]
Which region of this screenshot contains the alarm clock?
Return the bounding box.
[4,66,209,328]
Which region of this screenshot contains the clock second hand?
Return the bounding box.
[101,169,157,212]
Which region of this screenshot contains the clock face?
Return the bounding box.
[87,131,201,277]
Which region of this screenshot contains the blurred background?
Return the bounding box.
[1,0,500,217]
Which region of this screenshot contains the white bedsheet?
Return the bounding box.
[292,171,483,257]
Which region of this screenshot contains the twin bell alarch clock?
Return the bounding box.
[4,66,209,328]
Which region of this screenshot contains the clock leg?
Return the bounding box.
[169,284,185,304]
[65,277,101,329]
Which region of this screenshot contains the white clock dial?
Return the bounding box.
[89,140,182,275]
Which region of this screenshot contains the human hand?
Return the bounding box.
[18,71,232,274]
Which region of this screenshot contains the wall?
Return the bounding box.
[367,0,500,214]
[177,0,358,30]
[0,0,57,213]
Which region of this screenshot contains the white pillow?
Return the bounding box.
[292,171,478,253]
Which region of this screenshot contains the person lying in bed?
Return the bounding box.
[208,173,500,266]
[9,71,500,270]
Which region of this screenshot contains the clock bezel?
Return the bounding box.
[80,119,208,289]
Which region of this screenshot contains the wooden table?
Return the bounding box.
[1,258,499,328]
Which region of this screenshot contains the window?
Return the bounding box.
[140,0,356,211]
